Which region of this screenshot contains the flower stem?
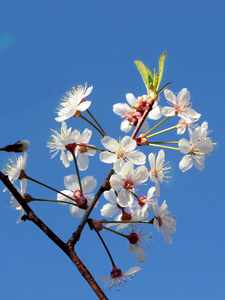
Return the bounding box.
[70,152,83,196]
[147,125,177,139]
[86,109,106,137]
[149,141,179,144]
[148,143,180,151]
[143,116,170,137]
[101,219,154,225]
[23,174,75,202]
[31,198,79,207]
[79,114,105,137]
[103,226,129,239]
[95,230,116,267]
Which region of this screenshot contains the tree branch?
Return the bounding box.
[0,171,108,300]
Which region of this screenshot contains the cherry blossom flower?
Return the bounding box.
[178,125,213,172]
[133,186,157,219]
[9,179,27,223]
[99,135,146,171]
[110,161,149,207]
[55,84,93,122]
[47,122,95,170]
[152,200,176,244]
[47,121,80,167]
[177,119,197,135]
[57,174,97,218]
[67,128,96,171]
[162,88,201,122]
[113,93,162,133]
[101,189,120,218]
[3,152,28,188]
[97,266,141,291]
[127,228,151,263]
[148,150,170,196]
[0,140,30,153]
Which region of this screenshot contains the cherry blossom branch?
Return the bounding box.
[131,97,156,139]
[67,168,114,248]
[0,171,108,300]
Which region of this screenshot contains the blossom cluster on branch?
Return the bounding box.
[1,52,215,294]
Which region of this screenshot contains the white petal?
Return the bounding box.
[134,244,147,263]
[77,101,91,112]
[156,150,165,167]
[164,89,176,104]
[99,152,117,164]
[179,155,193,172]
[121,136,136,152]
[148,153,156,168]
[77,154,89,171]
[132,166,148,185]
[81,176,97,193]
[161,106,175,117]
[110,174,123,191]
[194,157,205,171]
[126,93,136,106]
[103,189,117,204]
[127,151,146,165]
[162,228,173,244]
[178,139,191,154]
[117,189,133,207]
[148,105,162,120]
[153,218,160,232]
[120,161,134,179]
[101,203,118,217]
[121,119,133,132]
[64,174,78,191]
[123,267,142,276]
[70,205,85,218]
[113,103,130,116]
[101,136,119,152]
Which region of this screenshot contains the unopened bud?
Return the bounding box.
[91,219,106,232]
[135,134,148,146]
[0,140,30,153]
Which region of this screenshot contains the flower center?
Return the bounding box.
[128,232,139,244]
[110,267,122,278]
[123,178,135,190]
[138,196,147,207]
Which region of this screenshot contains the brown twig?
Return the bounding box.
[0,171,108,300]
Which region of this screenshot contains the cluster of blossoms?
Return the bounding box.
[1,54,215,291]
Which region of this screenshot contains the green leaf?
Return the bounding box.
[156,51,167,91]
[153,68,159,91]
[157,82,171,95]
[134,60,153,90]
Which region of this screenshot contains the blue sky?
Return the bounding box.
[0,1,224,299]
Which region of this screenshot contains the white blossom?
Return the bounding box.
[110,161,149,207]
[3,152,28,189]
[127,228,150,263]
[152,200,176,244]
[148,150,170,196]
[57,174,97,218]
[55,84,92,122]
[99,135,146,171]
[179,124,213,172]
[162,88,201,122]
[97,266,141,291]
[47,122,95,170]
